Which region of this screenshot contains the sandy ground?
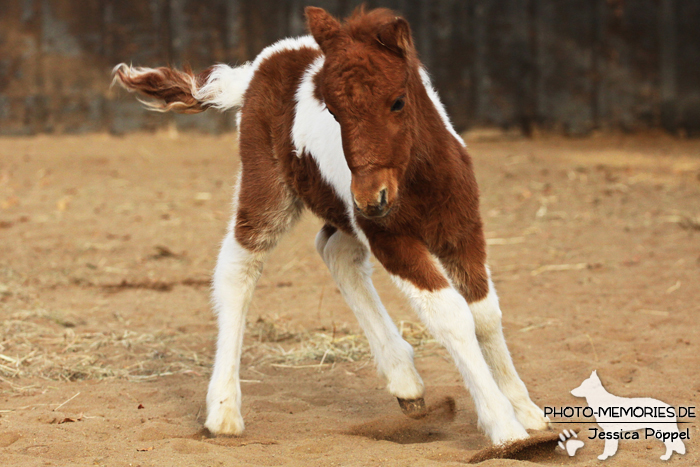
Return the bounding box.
[0,132,698,466]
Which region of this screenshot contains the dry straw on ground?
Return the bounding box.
[0,302,440,388]
[246,316,440,368]
[0,307,210,385]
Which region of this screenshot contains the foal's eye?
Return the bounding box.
[391,96,405,112]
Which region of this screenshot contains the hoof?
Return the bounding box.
[204,403,245,436]
[513,399,551,432]
[397,397,426,418]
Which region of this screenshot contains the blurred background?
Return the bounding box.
[1,0,699,136]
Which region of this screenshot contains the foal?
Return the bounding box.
[113,6,549,444]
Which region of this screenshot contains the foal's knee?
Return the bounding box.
[317,227,368,272]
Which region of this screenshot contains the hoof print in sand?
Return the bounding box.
[348,396,456,444]
[468,431,561,464]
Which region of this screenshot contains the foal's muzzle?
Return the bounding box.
[353,187,392,218]
[351,168,398,219]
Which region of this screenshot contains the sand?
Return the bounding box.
[0,132,698,466]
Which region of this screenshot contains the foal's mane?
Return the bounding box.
[343,7,402,42]
[326,6,416,62]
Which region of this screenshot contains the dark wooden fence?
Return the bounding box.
[1,0,698,135]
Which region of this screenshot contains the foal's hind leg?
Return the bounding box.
[446,258,549,431]
[205,169,302,435]
[205,225,266,435]
[315,226,425,410]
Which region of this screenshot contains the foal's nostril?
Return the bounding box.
[378,188,388,209]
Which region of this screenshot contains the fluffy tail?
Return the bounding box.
[112,63,254,113]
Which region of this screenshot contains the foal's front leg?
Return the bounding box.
[372,236,528,444]
[443,256,550,431]
[468,276,550,431]
[315,226,425,410]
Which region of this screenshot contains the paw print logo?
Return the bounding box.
[557,429,584,457]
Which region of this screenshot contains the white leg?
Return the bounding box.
[316,228,424,400]
[205,231,266,435]
[469,276,550,430]
[393,276,528,444]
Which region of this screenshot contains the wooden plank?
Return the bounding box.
[511,0,534,134]
[242,0,287,59]
[471,0,487,124]
[224,0,245,59]
[105,0,170,65]
[535,0,595,134]
[676,0,700,135]
[470,0,531,129]
[34,0,107,133]
[423,0,473,131]
[0,0,42,134]
[169,0,228,132]
[591,0,607,129]
[659,0,677,132]
[599,0,661,131]
[104,0,173,134]
[442,0,473,131]
[169,0,228,68]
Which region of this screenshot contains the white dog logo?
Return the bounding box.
[571,370,686,460]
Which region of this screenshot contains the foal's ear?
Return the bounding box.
[306,7,342,51]
[376,17,413,57]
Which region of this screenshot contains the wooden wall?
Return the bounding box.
[1,0,698,135]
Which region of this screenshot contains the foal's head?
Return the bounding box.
[307,7,421,219]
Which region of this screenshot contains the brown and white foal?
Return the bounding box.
[113,7,549,444]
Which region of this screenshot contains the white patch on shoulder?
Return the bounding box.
[292,56,369,247]
[419,68,465,146]
[292,57,348,200]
